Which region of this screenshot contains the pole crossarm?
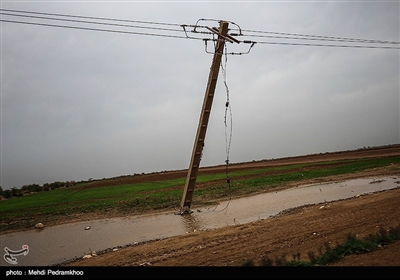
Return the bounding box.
[179,21,229,214]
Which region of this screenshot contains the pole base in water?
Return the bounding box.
[179,206,193,215]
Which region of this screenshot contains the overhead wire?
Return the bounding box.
[234,28,400,45]
[1,8,399,49]
[2,8,397,45]
[0,19,195,40]
[0,8,184,27]
[238,33,400,45]
[227,27,399,50]
[0,8,196,40]
[249,40,400,49]
[0,12,185,33]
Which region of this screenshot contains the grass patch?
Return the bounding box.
[194,156,400,201]
[253,223,400,266]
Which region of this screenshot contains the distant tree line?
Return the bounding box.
[0,181,76,199]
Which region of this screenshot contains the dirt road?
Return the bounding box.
[60,145,400,267]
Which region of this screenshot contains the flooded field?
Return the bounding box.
[1,176,399,266]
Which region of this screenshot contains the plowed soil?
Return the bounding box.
[60,145,400,268]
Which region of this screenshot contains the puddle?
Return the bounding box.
[1,176,399,266]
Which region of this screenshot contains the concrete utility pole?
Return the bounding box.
[180,21,229,214]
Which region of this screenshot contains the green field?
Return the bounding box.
[1,156,399,233]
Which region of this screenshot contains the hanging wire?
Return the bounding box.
[222,44,233,172]
[213,44,233,213]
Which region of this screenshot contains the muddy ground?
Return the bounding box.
[58,145,400,268]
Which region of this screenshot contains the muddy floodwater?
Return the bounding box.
[1,176,399,266]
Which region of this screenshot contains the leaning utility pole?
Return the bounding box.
[180,21,229,214]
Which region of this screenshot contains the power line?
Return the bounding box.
[235,28,400,45]
[0,8,183,27]
[0,8,190,39]
[238,33,400,45]
[1,8,399,50]
[254,40,400,49]
[0,12,185,34]
[3,8,396,46]
[0,19,195,40]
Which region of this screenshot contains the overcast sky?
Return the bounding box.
[1,1,399,189]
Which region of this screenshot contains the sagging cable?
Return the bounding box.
[213,44,233,213]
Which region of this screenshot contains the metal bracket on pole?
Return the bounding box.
[179,21,229,215]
